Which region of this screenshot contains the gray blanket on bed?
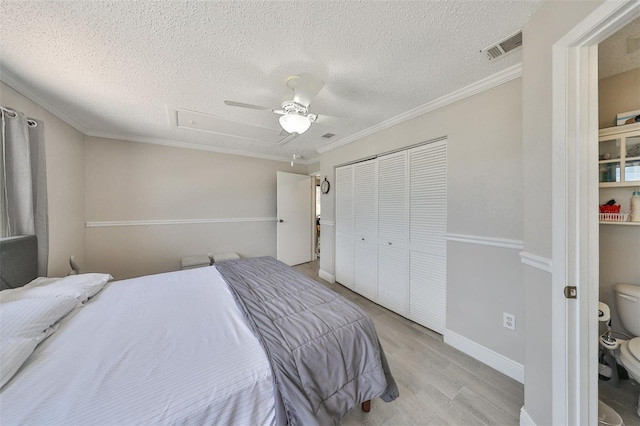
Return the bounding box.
[216,256,398,426]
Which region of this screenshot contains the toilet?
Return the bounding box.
[599,400,624,426]
[614,283,640,417]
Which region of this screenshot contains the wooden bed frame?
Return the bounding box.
[0,235,38,290]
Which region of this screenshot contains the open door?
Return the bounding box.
[277,171,313,266]
[552,2,639,424]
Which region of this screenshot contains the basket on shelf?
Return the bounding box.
[599,203,629,222]
[599,212,630,222]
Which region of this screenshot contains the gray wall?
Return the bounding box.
[0,82,86,277]
[320,79,525,363]
[0,82,314,280]
[84,136,308,279]
[521,1,603,424]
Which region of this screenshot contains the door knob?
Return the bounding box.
[278,219,284,223]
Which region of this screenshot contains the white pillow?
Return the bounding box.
[0,296,80,340]
[0,273,112,303]
[0,337,38,389]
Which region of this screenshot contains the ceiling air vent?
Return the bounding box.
[481,31,522,61]
[321,133,336,139]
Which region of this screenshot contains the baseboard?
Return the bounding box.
[444,329,524,383]
[519,407,536,426]
[318,269,335,283]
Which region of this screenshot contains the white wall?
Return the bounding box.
[84,136,308,279]
[0,82,86,277]
[521,1,603,424]
[320,79,525,365]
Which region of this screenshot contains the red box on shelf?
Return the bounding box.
[599,204,621,213]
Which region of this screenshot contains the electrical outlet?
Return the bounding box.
[503,312,516,331]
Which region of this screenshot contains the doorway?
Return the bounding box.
[552,2,640,424]
[315,175,321,260]
[596,16,640,425]
[276,171,313,266]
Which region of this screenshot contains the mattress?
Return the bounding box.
[0,266,275,425]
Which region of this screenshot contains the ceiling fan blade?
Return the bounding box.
[286,74,324,107]
[314,113,349,127]
[276,132,298,146]
[224,100,274,111]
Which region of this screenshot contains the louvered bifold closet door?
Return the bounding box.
[335,165,355,289]
[353,159,378,301]
[408,140,447,334]
[377,151,408,316]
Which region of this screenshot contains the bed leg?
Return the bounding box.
[361,400,371,413]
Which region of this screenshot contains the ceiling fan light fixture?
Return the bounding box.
[279,113,311,134]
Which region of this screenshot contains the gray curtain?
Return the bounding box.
[1,107,48,276]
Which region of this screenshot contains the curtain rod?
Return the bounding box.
[1,106,38,127]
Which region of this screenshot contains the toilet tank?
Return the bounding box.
[614,283,640,336]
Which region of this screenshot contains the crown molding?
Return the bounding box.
[3,63,520,164]
[1,69,318,164]
[0,67,89,134]
[317,63,522,154]
[85,129,312,164]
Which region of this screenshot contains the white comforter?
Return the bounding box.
[0,266,275,425]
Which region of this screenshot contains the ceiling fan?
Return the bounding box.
[224,74,325,145]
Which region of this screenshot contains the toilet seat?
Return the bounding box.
[628,337,640,361]
[619,337,640,381]
[598,400,623,426]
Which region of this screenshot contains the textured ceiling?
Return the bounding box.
[0,1,544,162]
[599,16,640,80]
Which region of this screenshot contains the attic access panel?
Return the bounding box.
[167,106,283,143]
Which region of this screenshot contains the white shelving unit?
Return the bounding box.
[599,123,640,225]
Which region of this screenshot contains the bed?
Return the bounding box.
[0,236,398,425]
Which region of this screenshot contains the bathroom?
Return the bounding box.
[597,15,640,425]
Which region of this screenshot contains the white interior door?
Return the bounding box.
[377,151,408,316]
[277,171,313,266]
[408,140,447,334]
[335,165,355,287]
[354,160,378,300]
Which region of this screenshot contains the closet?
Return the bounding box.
[335,139,447,333]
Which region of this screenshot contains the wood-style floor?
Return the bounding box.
[295,260,640,425]
[294,260,524,425]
